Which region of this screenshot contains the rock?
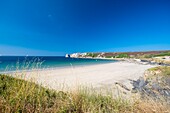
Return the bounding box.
[132,77,147,92]
[131,69,170,103]
[131,88,138,93]
[165,77,170,86]
[158,63,163,65]
[139,77,146,88]
[132,80,139,88]
[115,82,130,91]
[65,54,70,58]
[152,83,161,91]
[165,91,170,96]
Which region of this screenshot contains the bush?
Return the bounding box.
[148,66,170,76]
[115,53,129,58]
[154,52,170,57]
[143,54,154,58]
[105,56,113,58]
[87,53,98,58]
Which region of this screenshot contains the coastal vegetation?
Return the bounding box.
[0,74,132,112]
[71,50,170,65]
[148,66,170,76]
[105,56,113,58]
[105,53,130,58]
[132,66,170,105]
[115,53,129,58]
[73,50,170,59]
[153,51,170,57]
[142,51,170,58]
[0,71,170,113]
[86,53,98,58]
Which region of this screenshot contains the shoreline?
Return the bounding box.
[76,57,170,66]
[10,61,156,91]
[0,60,117,74]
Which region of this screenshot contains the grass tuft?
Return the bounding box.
[148,66,170,76]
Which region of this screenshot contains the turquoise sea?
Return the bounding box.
[0,56,115,72]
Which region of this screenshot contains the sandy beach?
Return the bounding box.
[12,61,155,91]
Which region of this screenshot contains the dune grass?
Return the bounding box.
[148,66,170,77]
[0,74,170,113]
[0,74,133,113]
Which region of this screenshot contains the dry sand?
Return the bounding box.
[14,61,156,91]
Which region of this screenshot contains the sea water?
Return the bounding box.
[0,56,115,72]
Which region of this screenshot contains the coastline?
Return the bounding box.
[0,59,116,74]
[10,61,156,91]
[0,56,116,73]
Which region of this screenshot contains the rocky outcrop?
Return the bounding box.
[65,54,70,58]
[131,69,170,104]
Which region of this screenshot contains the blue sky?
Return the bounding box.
[0,0,170,56]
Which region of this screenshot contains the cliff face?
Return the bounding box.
[70,53,87,58]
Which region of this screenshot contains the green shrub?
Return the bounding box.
[115,53,129,58]
[87,53,98,58]
[148,66,170,76]
[143,54,154,58]
[154,52,170,57]
[105,56,113,58]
